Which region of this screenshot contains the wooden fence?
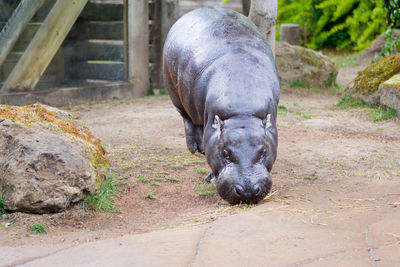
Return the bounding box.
[0,0,177,105]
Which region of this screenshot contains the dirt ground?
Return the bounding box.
[1,79,400,249]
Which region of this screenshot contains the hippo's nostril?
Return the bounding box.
[233,185,244,197]
[254,184,261,196]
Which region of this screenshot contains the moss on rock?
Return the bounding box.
[344,54,400,99]
[0,103,109,190]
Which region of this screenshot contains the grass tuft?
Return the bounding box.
[278,105,289,111]
[370,107,397,122]
[195,168,209,175]
[146,192,156,200]
[165,176,180,183]
[335,96,397,122]
[335,96,372,109]
[195,184,217,196]
[137,174,149,183]
[289,80,308,88]
[31,223,46,234]
[83,172,119,212]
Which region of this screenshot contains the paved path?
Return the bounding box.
[4,192,400,266]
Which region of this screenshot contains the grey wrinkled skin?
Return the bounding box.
[163,6,280,204]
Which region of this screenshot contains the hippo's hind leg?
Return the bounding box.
[182,117,204,154]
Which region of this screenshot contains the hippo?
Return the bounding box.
[162,6,280,204]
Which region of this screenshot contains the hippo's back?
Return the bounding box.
[163,6,278,125]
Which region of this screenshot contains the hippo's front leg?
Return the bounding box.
[183,117,204,154]
[205,172,216,183]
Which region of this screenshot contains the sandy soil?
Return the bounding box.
[1,84,399,248]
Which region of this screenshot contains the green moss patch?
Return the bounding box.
[344,54,400,97]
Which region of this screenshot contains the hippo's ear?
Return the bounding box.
[212,115,223,131]
[263,114,272,129]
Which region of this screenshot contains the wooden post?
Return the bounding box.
[160,0,178,89]
[249,0,277,57]
[1,0,88,92]
[126,0,149,97]
[0,0,46,68]
[150,0,162,94]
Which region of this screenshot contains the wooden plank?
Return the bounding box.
[1,52,61,84]
[123,0,128,80]
[80,3,123,21]
[68,21,124,40]
[66,61,124,81]
[0,82,134,106]
[126,0,149,97]
[7,23,41,51]
[1,0,88,92]
[0,0,46,68]
[64,40,124,61]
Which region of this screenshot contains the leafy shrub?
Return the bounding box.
[380,0,400,57]
[277,0,387,50]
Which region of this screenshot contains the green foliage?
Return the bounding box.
[136,174,149,183]
[195,168,209,175]
[0,193,5,215]
[385,0,400,27]
[336,96,371,109]
[289,80,308,88]
[335,96,397,121]
[278,105,289,111]
[31,223,46,234]
[379,1,400,58]
[370,106,397,121]
[278,0,387,50]
[195,184,217,196]
[145,192,156,200]
[381,28,400,57]
[83,172,119,212]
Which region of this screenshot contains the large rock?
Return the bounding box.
[360,30,400,65]
[275,41,338,87]
[344,54,400,104]
[377,74,400,116]
[0,103,109,213]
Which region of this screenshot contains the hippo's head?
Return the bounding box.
[205,114,277,205]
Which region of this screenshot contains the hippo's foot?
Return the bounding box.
[183,117,204,154]
[205,172,216,183]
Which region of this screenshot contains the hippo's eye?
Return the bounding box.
[223,149,234,163]
[255,148,267,162]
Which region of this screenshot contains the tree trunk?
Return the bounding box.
[248,0,277,57]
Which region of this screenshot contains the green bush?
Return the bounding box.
[277,0,387,50]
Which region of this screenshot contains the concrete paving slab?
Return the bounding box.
[16,226,206,267]
[191,212,370,267]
